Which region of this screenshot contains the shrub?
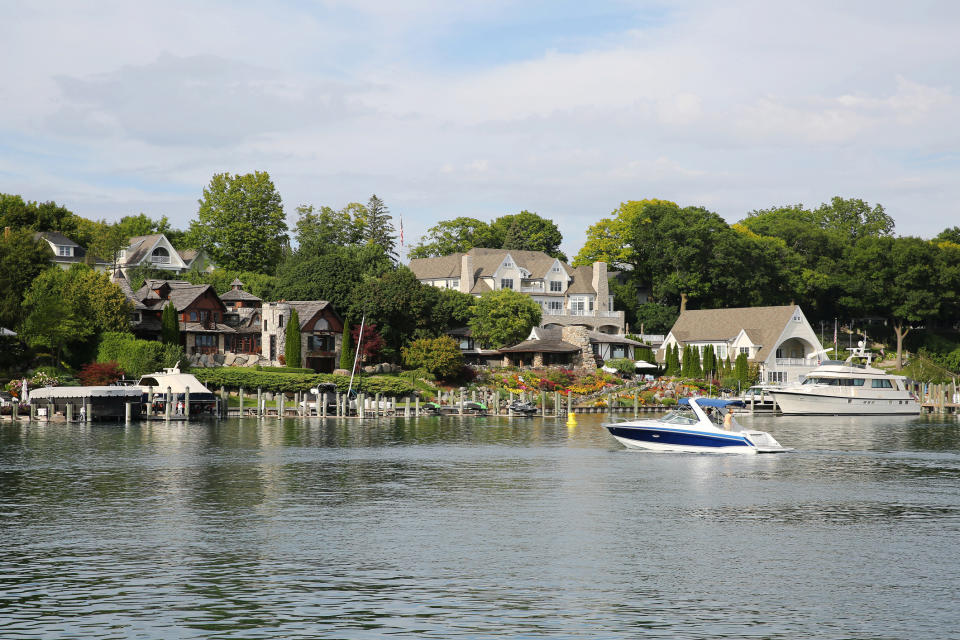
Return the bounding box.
[98,332,187,377]
[605,358,636,377]
[401,336,464,379]
[78,361,125,386]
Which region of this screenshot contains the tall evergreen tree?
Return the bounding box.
[364,195,397,260]
[690,346,704,379]
[680,345,691,378]
[703,345,716,378]
[285,308,301,368]
[339,324,353,371]
[734,352,750,389]
[161,303,179,345]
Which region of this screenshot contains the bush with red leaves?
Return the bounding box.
[78,361,126,386]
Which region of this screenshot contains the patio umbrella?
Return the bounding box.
[634,360,658,369]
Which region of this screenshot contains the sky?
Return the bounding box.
[2,0,959,261]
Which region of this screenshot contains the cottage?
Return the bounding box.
[409,248,626,334]
[497,326,648,372]
[261,301,343,373]
[34,232,110,272]
[659,305,825,384]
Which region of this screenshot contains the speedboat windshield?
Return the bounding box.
[659,409,699,425]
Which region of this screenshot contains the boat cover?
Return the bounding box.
[679,397,745,408]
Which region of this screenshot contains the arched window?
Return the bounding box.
[151,247,170,264]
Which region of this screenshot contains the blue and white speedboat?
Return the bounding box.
[604,397,789,454]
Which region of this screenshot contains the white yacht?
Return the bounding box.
[769,345,919,415]
[137,365,217,415]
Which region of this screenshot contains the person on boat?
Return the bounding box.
[176,400,184,415]
[723,411,733,430]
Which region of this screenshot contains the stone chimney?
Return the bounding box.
[460,253,474,294]
[592,261,609,312]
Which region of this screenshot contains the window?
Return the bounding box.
[776,348,783,358]
[872,379,893,388]
[263,321,268,331]
[195,334,216,347]
[501,278,514,289]
[570,297,585,315]
[552,265,561,272]
[189,311,198,322]
[308,335,334,351]
[279,314,284,328]
[151,247,170,264]
[198,311,209,324]
[549,280,562,292]
[588,298,594,312]
[459,338,474,350]
[549,300,563,312]
[767,371,786,383]
[740,347,749,355]
[58,245,71,256]
[451,279,460,290]
[612,345,627,359]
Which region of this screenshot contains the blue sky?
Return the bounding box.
[2,0,958,260]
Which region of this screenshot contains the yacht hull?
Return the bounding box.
[605,424,758,454]
[770,390,920,415]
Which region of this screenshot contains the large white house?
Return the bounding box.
[408,248,626,334]
[117,234,214,276]
[659,305,826,384]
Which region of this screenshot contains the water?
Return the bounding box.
[2,412,959,639]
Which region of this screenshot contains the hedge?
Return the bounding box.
[191,367,416,397]
[98,332,186,378]
[255,366,316,374]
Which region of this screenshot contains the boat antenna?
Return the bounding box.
[346,312,366,400]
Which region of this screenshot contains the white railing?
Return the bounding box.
[521,286,544,293]
[151,255,171,264]
[775,358,809,366]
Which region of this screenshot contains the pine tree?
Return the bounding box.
[703,345,716,378]
[285,308,301,368]
[161,303,179,345]
[690,346,704,379]
[669,343,680,376]
[339,324,353,371]
[734,352,750,388]
[680,345,691,377]
[364,195,397,260]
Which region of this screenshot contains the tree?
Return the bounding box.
[357,267,442,361]
[161,303,180,345]
[733,352,751,388]
[573,199,679,268]
[285,308,302,368]
[814,197,894,242]
[20,266,132,366]
[0,229,51,329]
[468,289,542,349]
[408,217,496,259]
[402,336,464,378]
[294,203,367,255]
[363,195,397,260]
[352,323,385,365]
[340,325,353,371]
[703,344,716,378]
[936,226,960,245]
[634,302,679,335]
[491,211,566,261]
[189,171,288,274]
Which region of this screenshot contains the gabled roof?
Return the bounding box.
[111,272,148,310]
[499,326,580,353]
[409,247,579,283]
[34,231,80,247]
[667,305,801,361]
[287,301,335,329]
[123,234,165,265]
[166,285,223,312]
[220,288,262,303]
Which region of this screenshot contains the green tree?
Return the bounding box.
[733,352,750,388]
[357,267,443,361]
[294,203,367,255]
[468,288,542,349]
[189,171,288,274]
[161,303,180,345]
[573,198,679,268]
[635,302,679,334]
[339,325,353,371]
[408,217,496,259]
[0,229,51,329]
[285,308,302,368]
[401,336,464,378]
[703,344,716,378]
[936,226,960,245]
[814,197,894,242]
[363,195,397,260]
[491,211,566,260]
[666,343,680,377]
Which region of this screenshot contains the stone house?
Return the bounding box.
[260,301,343,373]
[498,326,647,372]
[409,248,626,334]
[659,304,825,384]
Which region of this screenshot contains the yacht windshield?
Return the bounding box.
[660,410,699,425]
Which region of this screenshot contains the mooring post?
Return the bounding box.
[278,393,284,419]
[125,402,131,424]
[508,391,514,416]
[634,392,638,417]
[147,388,154,417]
[185,386,191,418]
[459,389,465,415]
[30,403,36,421]
[239,387,244,416]
[85,401,92,423]
[415,397,420,416]
[257,388,263,417]
[541,391,546,417]
[12,402,18,422]
[165,387,172,421]
[405,397,410,417]
[66,403,73,422]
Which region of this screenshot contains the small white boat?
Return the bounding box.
[769,346,920,415]
[604,397,790,454]
[137,365,217,415]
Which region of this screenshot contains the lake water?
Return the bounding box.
[2,412,959,639]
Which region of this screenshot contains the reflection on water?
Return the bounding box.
[1,412,959,639]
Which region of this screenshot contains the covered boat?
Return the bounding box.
[136,366,217,415]
[604,397,789,454]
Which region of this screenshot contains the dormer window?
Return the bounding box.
[58,246,71,257]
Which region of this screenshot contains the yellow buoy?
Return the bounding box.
[566,411,577,427]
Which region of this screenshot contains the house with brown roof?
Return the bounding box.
[261,301,343,372]
[498,326,647,372]
[659,305,825,384]
[408,248,625,334]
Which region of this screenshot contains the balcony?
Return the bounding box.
[775,358,810,366]
[151,255,171,264]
